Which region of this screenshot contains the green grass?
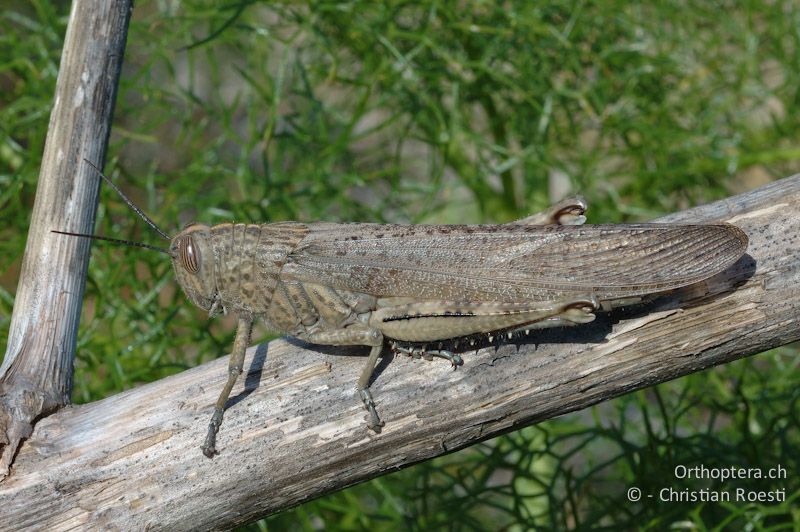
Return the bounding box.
[2,0,799,529]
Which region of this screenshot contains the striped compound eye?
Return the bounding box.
[179,235,200,274]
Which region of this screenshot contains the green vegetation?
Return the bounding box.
[2,1,798,529]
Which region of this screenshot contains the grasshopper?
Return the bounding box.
[55,162,749,457]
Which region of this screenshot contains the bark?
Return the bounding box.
[0,175,797,530]
[0,1,132,478]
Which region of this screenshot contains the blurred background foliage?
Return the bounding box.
[1,0,799,529]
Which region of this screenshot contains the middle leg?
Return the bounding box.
[296,325,386,432]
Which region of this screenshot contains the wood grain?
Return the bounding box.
[0,175,797,530]
[0,1,132,478]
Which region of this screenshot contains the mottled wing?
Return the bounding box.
[281,223,748,302]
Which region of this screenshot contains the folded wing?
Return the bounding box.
[281,223,748,302]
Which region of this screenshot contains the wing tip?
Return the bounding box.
[715,222,749,257]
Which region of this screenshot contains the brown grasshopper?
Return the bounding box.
[55,162,749,457]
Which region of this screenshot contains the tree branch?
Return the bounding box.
[0,0,132,478]
[0,176,798,529]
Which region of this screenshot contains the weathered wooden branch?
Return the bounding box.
[0,176,797,530]
[0,0,132,478]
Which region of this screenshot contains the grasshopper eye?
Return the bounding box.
[179,235,200,273]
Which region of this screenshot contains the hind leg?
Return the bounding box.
[511,196,587,225]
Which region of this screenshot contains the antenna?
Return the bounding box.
[83,159,171,240]
[51,230,173,256]
[52,160,174,256]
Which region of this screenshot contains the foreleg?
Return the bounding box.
[202,314,254,457]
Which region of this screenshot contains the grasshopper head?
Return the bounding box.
[170,224,217,311]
